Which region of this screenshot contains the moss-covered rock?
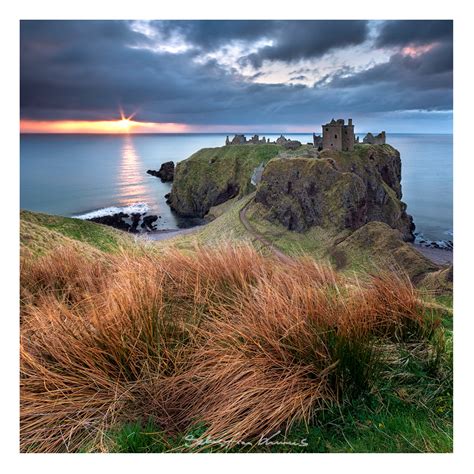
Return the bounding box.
[255,144,415,240]
[169,144,281,217]
[254,157,367,231]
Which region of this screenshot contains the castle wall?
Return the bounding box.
[341,124,355,151]
[322,123,343,150]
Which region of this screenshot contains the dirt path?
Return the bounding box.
[239,198,294,265]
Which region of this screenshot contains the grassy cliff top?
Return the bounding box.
[177,143,281,189]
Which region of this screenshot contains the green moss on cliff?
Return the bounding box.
[169,144,281,217]
[254,143,414,240]
[255,155,368,232]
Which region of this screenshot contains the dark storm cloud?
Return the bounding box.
[375,20,453,47]
[323,41,452,91]
[20,20,453,128]
[241,21,369,67]
[152,20,272,49]
[153,20,369,63]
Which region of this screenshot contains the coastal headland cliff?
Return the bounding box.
[168,141,451,292]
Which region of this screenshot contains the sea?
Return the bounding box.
[20,133,453,245]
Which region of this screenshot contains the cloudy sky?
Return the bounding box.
[20,20,453,133]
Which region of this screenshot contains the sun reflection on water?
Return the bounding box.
[118,135,150,207]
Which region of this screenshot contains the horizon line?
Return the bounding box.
[19,131,454,136]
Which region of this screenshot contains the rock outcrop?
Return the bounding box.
[141,215,158,231]
[88,213,131,232]
[255,144,415,241]
[168,144,281,218]
[147,161,175,182]
[332,222,438,281]
[87,212,159,233]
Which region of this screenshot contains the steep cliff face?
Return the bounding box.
[169,144,281,217]
[254,144,415,241]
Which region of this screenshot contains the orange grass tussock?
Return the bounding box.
[20,243,441,452]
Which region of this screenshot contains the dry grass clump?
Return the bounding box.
[20,243,440,452]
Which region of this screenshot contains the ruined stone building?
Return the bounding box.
[226,134,246,145]
[225,134,268,145]
[362,131,386,145]
[322,118,355,151]
[275,135,289,145]
[313,133,323,150]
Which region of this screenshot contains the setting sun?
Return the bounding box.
[118,118,132,131]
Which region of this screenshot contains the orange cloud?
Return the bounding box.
[401,43,436,58]
[20,119,190,134]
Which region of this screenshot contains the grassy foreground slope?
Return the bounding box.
[20,211,452,453]
[21,210,133,254]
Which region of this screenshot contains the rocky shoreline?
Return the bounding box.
[87,211,162,233]
[414,232,453,250]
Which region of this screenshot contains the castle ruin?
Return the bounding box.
[321,118,355,152]
[225,134,268,145]
[362,131,386,145]
[224,119,386,151]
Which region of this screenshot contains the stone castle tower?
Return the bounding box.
[322,118,355,151]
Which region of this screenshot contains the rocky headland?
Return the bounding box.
[167,142,451,292]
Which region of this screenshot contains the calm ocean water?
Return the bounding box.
[20,133,453,242]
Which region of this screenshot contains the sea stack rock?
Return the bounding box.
[147,161,175,182]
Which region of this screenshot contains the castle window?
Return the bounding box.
[334,134,337,139]
[325,128,328,131]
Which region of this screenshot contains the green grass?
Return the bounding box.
[104,373,452,453]
[20,210,132,254]
[153,194,270,253]
[176,143,282,196]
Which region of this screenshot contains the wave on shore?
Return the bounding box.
[73,202,150,220]
[414,230,453,250]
